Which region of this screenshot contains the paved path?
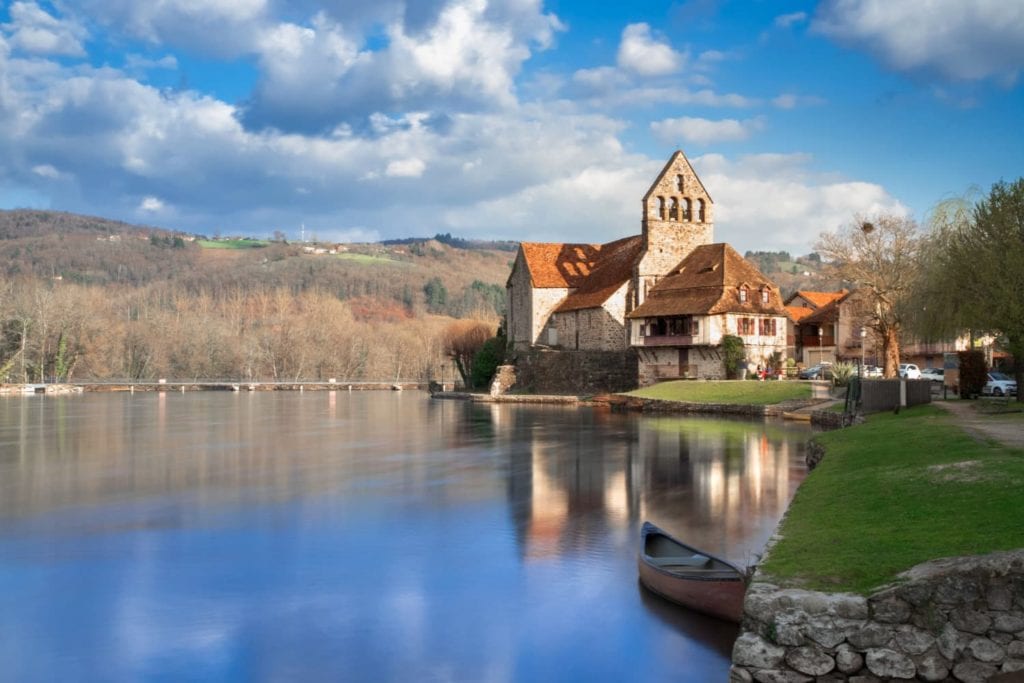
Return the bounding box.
[935,399,1024,450]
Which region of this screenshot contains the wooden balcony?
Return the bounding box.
[640,334,695,347]
[799,335,836,348]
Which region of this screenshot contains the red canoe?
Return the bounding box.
[638,522,747,623]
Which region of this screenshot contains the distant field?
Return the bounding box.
[335,253,409,266]
[777,260,814,273]
[197,239,269,249]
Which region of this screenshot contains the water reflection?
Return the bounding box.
[0,393,810,682]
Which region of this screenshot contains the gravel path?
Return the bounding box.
[935,399,1024,450]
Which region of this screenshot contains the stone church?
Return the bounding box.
[505,150,789,384]
[506,150,713,351]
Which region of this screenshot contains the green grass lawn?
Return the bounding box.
[197,239,269,249]
[626,380,812,405]
[759,404,1024,594]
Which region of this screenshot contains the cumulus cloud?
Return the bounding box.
[2,1,88,57]
[651,116,766,145]
[385,158,426,177]
[242,0,564,131]
[139,196,165,212]
[693,153,908,251]
[616,23,684,76]
[813,0,1024,83]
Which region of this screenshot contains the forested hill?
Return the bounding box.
[0,209,512,319]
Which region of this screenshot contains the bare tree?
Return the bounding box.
[817,215,921,378]
[441,320,494,388]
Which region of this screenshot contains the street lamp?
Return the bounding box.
[860,327,867,376]
[818,326,823,365]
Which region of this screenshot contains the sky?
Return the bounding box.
[0,0,1022,254]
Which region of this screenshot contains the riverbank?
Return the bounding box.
[1,381,427,394]
[731,402,1024,681]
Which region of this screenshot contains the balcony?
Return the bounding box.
[799,335,836,348]
[640,334,694,347]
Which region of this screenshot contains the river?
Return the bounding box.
[0,391,811,681]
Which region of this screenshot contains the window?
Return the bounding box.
[738,286,748,303]
[657,197,666,220]
[690,319,700,336]
[759,318,777,336]
[737,317,755,335]
[669,197,679,221]
[761,287,770,304]
[676,174,684,192]
[683,198,692,221]
[697,198,706,222]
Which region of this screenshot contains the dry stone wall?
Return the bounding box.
[731,547,1024,682]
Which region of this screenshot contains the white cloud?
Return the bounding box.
[385,158,426,178]
[651,116,766,145]
[771,93,826,109]
[616,23,684,76]
[813,0,1024,82]
[693,153,909,252]
[32,164,61,179]
[774,11,808,29]
[139,196,165,212]
[2,1,88,57]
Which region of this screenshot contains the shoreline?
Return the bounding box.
[1,381,427,395]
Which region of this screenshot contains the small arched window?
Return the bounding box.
[657,197,666,220]
[669,197,679,221]
[683,198,692,221]
[697,198,706,222]
[676,175,684,192]
[738,286,748,303]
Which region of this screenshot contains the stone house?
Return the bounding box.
[506,150,714,351]
[784,290,851,365]
[626,243,789,385]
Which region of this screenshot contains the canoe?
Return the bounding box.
[638,521,747,623]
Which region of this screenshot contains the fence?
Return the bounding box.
[858,379,932,413]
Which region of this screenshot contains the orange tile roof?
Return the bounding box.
[555,235,644,312]
[785,305,815,322]
[627,243,788,318]
[789,290,848,309]
[519,242,611,288]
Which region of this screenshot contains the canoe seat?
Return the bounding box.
[651,554,711,568]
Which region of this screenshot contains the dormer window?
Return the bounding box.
[761,287,770,304]
[738,286,748,303]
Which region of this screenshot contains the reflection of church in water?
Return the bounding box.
[490,405,808,563]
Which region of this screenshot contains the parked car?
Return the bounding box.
[982,372,1018,397]
[863,365,883,378]
[898,363,922,379]
[798,363,833,380]
[920,367,944,383]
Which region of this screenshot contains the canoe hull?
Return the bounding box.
[638,522,746,623]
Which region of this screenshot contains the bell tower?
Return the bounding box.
[634,150,714,306]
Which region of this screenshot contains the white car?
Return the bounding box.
[982,372,1018,397]
[899,363,922,379]
[920,368,944,383]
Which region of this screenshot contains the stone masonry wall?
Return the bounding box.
[731,550,1024,682]
[510,348,638,395]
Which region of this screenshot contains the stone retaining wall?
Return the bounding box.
[509,348,638,395]
[731,550,1024,682]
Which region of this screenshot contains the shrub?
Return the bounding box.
[958,350,987,398]
[471,333,506,388]
[831,362,855,387]
[720,334,746,379]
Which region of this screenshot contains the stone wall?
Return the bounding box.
[552,292,630,351]
[731,550,1024,682]
[509,348,638,395]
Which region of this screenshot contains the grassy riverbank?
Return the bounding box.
[759,404,1024,594]
[626,380,812,405]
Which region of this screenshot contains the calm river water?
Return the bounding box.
[0,392,811,682]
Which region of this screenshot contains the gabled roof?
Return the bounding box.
[785,289,848,309]
[517,241,605,289]
[555,236,643,313]
[785,305,815,323]
[627,243,787,318]
[800,291,855,325]
[641,150,713,204]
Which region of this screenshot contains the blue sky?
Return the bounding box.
[0,0,1021,253]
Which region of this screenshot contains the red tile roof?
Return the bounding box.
[627,243,787,318]
[785,305,815,322]
[787,290,848,309]
[519,242,606,288]
[555,236,643,312]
